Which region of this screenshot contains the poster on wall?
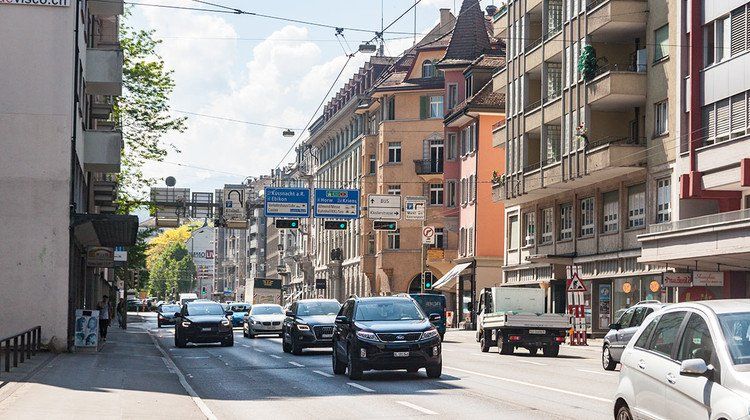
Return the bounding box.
[74,309,99,348]
[598,284,611,330]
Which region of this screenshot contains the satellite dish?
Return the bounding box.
[165,176,176,187]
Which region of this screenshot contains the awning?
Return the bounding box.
[433,262,472,291]
[72,213,139,247]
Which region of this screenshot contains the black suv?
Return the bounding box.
[282,299,341,355]
[331,296,442,379]
[174,302,234,348]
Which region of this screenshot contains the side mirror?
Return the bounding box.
[609,323,621,330]
[335,315,349,325]
[429,313,441,322]
[225,311,234,317]
[286,310,294,317]
[680,358,714,377]
[173,312,181,318]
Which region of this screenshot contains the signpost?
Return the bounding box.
[421,226,436,245]
[404,196,427,221]
[223,185,245,221]
[264,187,311,218]
[566,265,587,346]
[314,189,360,219]
[367,194,401,220]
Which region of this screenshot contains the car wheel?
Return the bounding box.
[439,332,445,342]
[615,404,633,420]
[332,345,346,375]
[347,350,363,380]
[480,331,491,353]
[528,346,538,356]
[498,335,513,355]
[602,345,617,371]
[221,336,234,347]
[426,361,442,378]
[543,344,560,357]
[291,335,303,355]
[282,333,292,353]
[247,328,255,339]
[243,326,248,338]
[175,333,187,348]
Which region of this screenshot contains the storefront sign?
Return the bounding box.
[427,248,444,260]
[86,247,114,268]
[0,0,70,6]
[663,272,692,287]
[692,271,724,287]
[649,280,661,293]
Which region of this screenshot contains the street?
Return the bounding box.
[144,313,617,419]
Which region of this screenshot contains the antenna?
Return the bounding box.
[413,0,417,46]
[379,0,385,56]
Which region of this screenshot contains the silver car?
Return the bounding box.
[602,301,666,371]
[613,299,750,420]
[243,304,285,338]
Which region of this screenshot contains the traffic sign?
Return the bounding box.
[373,221,398,231]
[315,278,326,290]
[314,189,360,219]
[368,194,401,220]
[324,220,348,230]
[264,187,310,218]
[405,196,427,221]
[422,226,435,245]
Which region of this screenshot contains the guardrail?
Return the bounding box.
[1,326,42,374]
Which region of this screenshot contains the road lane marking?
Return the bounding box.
[576,368,615,376]
[289,361,305,367]
[255,349,265,353]
[270,355,282,359]
[347,382,375,392]
[444,366,611,403]
[313,370,333,378]
[242,344,251,348]
[517,359,547,366]
[396,401,437,415]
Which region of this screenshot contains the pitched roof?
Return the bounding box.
[444,79,505,123]
[441,0,490,64]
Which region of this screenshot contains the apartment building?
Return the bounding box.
[639,0,750,301]
[0,0,135,349]
[492,0,678,336]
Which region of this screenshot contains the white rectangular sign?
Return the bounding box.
[405,196,427,221]
[692,271,724,287]
[663,272,692,287]
[367,194,401,220]
[223,185,245,221]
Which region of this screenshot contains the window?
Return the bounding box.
[524,212,536,246]
[656,178,671,223]
[433,228,445,249]
[655,100,668,136]
[447,133,457,160]
[654,24,669,62]
[646,311,686,358]
[367,237,375,254]
[559,203,572,240]
[580,197,594,237]
[368,154,376,175]
[508,215,520,250]
[677,314,715,364]
[387,142,401,163]
[429,95,444,118]
[468,175,476,202]
[602,190,619,233]
[446,180,457,207]
[541,208,553,244]
[619,307,637,328]
[386,96,396,120]
[634,316,658,349]
[429,183,444,205]
[422,60,436,78]
[465,75,473,98]
[628,183,646,229]
[459,227,466,256]
[544,125,561,164]
[447,84,458,109]
[704,21,716,66]
[631,307,654,328]
[731,6,747,56]
[387,184,401,195]
[716,16,729,63]
[387,229,400,249]
[731,93,747,136]
[461,178,468,205]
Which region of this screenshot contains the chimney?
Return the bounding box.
[486,5,498,16]
[440,8,452,28]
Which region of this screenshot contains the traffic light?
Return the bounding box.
[373,221,398,231]
[275,219,299,229]
[324,220,348,230]
[423,271,434,290]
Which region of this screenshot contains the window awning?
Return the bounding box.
[72,213,139,248]
[432,262,472,291]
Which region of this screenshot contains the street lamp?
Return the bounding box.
[282,129,295,137]
[358,42,377,53]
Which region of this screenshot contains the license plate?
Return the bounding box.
[201,328,212,332]
[393,351,409,357]
[322,334,333,338]
[529,329,546,335]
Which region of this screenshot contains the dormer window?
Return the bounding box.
[465,75,473,98]
[422,60,436,78]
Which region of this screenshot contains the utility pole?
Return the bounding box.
[420,218,425,293]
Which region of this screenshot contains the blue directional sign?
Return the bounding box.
[314,189,360,220]
[264,187,311,218]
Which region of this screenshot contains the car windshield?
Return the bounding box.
[252,305,283,315]
[186,304,225,316]
[230,305,250,312]
[355,299,425,321]
[160,305,180,313]
[718,312,750,365]
[297,301,341,316]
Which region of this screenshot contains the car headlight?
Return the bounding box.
[421,328,439,340]
[221,319,231,326]
[356,331,379,341]
[297,324,310,331]
[181,321,191,328]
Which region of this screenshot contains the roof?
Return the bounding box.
[679,300,750,315]
[440,0,491,65]
[468,54,505,71]
[445,79,505,122]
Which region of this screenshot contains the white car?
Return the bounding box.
[613,299,750,420]
[243,304,285,338]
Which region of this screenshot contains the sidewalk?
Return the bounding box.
[0,314,206,420]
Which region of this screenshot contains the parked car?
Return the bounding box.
[227,303,251,328]
[174,302,233,348]
[602,300,666,370]
[157,304,181,328]
[243,304,285,338]
[331,296,442,379]
[613,299,750,420]
[282,299,341,355]
[409,293,447,341]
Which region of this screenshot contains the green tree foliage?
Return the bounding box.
[148,242,196,299]
[115,14,187,214]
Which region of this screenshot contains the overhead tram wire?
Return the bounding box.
[173,110,304,131]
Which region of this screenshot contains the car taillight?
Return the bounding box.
[509,335,522,341]
[555,336,565,342]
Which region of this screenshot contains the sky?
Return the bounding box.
[128,0,493,196]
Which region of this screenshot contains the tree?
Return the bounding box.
[146,224,195,268]
[148,242,196,299]
[115,13,187,214]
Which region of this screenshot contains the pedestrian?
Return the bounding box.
[116,299,125,329]
[97,295,112,342]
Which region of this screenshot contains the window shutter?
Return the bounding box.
[731,7,747,56]
[716,99,731,139]
[419,96,428,120]
[702,105,715,144]
[731,93,747,135]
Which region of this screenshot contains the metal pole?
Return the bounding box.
[420,220,425,293]
[4,339,10,372]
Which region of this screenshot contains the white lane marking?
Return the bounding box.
[576,368,615,376]
[242,344,251,348]
[471,353,489,357]
[313,370,333,378]
[270,355,282,359]
[173,356,210,359]
[347,382,375,393]
[255,349,265,353]
[517,359,547,366]
[444,366,611,403]
[289,361,305,367]
[396,401,438,415]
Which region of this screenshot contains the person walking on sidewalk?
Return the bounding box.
[97,295,112,341]
[116,298,126,329]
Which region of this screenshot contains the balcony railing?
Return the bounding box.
[590,60,646,80]
[525,36,543,53]
[524,98,543,114]
[414,159,443,175]
[647,208,750,234]
[587,136,645,149]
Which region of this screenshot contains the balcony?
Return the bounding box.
[84,130,122,173]
[90,95,115,120]
[492,121,506,148]
[493,6,508,38]
[586,64,646,111]
[85,49,123,96]
[639,209,750,271]
[587,0,647,39]
[695,137,750,191]
[88,0,124,16]
[414,159,443,175]
[93,180,117,213]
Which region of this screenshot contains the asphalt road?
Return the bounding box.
[142,313,618,420]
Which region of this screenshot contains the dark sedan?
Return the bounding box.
[282,299,341,355]
[157,304,181,328]
[174,302,234,348]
